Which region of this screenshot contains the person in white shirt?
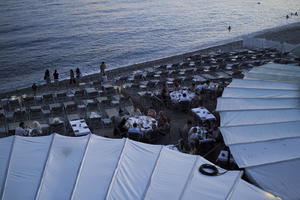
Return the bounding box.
[15,122,26,136]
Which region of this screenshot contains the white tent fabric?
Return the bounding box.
[222,87,300,98]
[220,109,300,126]
[217,97,300,111]
[0,134,278,200]
[228,79,300,90]
[217,63,300,200]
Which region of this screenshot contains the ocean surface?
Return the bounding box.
[0,0,299,92]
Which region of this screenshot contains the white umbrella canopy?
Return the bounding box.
[217,63,300,200]
[0,134,278,200]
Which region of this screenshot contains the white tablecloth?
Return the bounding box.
[191,107,216,121]
[125,116,157,133]
[170,90,196,103]
[70,119,91,136]
[188,126,207,141]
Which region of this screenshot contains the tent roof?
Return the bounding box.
[217,63,300,200]
[244,63,300,83]
[0,134,277,200]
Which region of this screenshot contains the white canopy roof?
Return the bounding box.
[217,63,300,200]
[244,63,300,83]
[0,134,277,200]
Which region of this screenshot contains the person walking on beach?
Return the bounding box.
[100,61,106,76]
[44,69,51,84]
[228,26,231,32]
[32,83,37,96]
[53,70,59,84]
[76,68,82,80]
[69,69,76,84]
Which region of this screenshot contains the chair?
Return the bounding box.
[22,95,35,107]
[105,108,118,120]
[74,89,85,98]
[49,103,65,119]
[64,101,77,114]
[49,120,66,135]
[30,106,45,120]
[56,92,68,102]
[146,131,160,144]
[102,118,112,128]
[14,108,27,122]
[43,93,54,103]
[178,100,190,113]
[88,112,102,130]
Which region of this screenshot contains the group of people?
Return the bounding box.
[41,61,108,85]
[181,119,220,154]
[286,12,298,19]
[15,121,43,136]
[43,68,82,85]
[113,106,170,141]
[160,81,209,107]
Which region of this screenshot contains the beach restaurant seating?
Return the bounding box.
[49,103,64,116]
[29,105,46,120]
[49,117,66,135]
[42,93,54,103]
[22,95,35,107]
[63,101,77,114]
[87,112,102,130]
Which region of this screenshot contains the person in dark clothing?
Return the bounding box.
[75,68,82,79]
[100,62,106,76]
[228,26,231,32]
[44,69,51,84]
[32,83,37,96]
[53,70,59,83]
[69,69,76,84]
[161,83,169,105]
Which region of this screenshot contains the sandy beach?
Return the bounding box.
[1,23,300,99]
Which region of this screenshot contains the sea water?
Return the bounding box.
[0,0,299,92]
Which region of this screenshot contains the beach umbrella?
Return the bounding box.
[216,63,300,200]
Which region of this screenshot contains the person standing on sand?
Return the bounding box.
[53,70,59,84]
[100,62,106,76]
[32,83,37,96]
[76,68,82,80]
[44,69,51,84]
[69,69,76,84]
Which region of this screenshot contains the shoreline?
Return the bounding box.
[1,22,300,98]
[0,40,243,98]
